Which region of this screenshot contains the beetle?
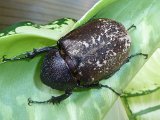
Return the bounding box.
[2,18,148,105]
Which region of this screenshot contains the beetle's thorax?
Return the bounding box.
[58,18,131,85]
[40,49,77,91]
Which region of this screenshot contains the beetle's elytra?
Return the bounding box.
[41,18,131,91]
[2,18,147,105]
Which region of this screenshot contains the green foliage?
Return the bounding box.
[0,0,160,120]
[0,18,75,61]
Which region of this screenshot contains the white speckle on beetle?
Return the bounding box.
[87,60,92,64]
[103,60,107,64]
[72,49,80,54]
[78,71,82,76]
[107,42,111,45]
[113,52,117,56]
[104,29,108,33]
[96,61,103,67]
[93,68,96,70]
[97,36,101,41]
[120,35,131,52]
[83,41,89,48]
[101,41,105,45]
[125,39,131,48]
[91,36,96,44]
[79,63,84,67]
[101,32,104,36]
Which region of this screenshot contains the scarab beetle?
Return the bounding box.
[2,18,147,105]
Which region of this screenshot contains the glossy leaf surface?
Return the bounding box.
[0,0,160,120]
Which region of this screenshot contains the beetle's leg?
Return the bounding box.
[127,24,136,31]
[125,53,148,63]
[28,91,72,105]
[2,46,57,62]
[97,84,121,96]
[77,83,121,96]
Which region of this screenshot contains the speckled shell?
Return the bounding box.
[58,18,131,85]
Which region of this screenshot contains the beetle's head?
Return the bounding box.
[40,48,77,91]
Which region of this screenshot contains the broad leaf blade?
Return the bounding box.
[121,48,160,120]
[0,0,160,120]
[0,18,75,62]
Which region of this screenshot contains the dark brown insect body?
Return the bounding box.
[2,18,147,105]
[41,18,131,91]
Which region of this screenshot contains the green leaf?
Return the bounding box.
[123,49,160,96]
[0,18,76,61]
[121,49,160,120]
[1,0,160,120]
[72,0,117,28]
